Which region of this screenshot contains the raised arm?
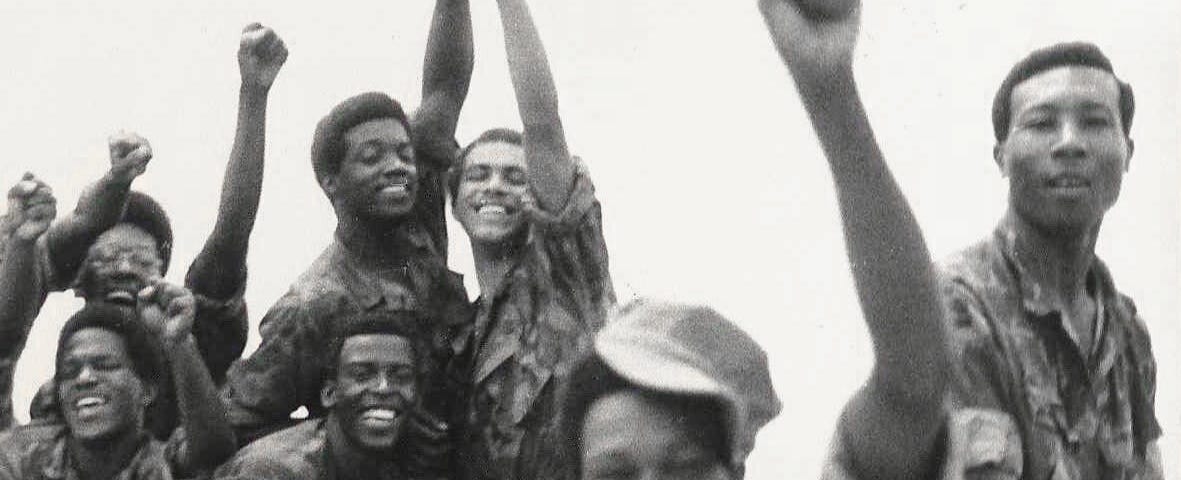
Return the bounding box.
[0,175,57,359]
[138,282,235,472]
[413,0,473,149]
[185,24,287,301]
[0,174,57,430]
[759,1,947,478]
[44,134,151,285]
[495,0,576,211]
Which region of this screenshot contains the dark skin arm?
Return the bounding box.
[760,1,948,478]
[44,133,151,285]
[495,0,576,211]
[411,0,473,151]
[185,24,287,300]
[139,282,236,470]
[0,174,57,360]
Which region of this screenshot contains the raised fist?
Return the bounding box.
[4,173,57,242]
[758,0,862,80]
[794,0,857,20]
[108,131,152,183]
[137,281,196,346]
[239,23,289,91]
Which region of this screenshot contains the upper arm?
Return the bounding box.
[939,277,1010,410]
[412,93,463,148]
[190,292,249,385]
[222,297,316,440]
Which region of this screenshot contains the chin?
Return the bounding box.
[69,423,123,443]
[355,433,401,452]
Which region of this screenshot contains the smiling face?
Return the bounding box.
[77,224,163,305]
[995,66,1133,234]
[324,118,420,222]
[56,328,152,443]
[580,390,731,480]
[323,334,419,452]
[453,141,530,245]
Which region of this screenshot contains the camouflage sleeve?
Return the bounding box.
[939,278,1025,479]
[820,428,860,480]
[1122,298,1162,449]
[221,295,324,446]
[407,118,459,261]
[526,158,615,329]
[940,277,1012,412]
[191,292,249,386]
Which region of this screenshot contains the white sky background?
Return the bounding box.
[1,0,1177,478]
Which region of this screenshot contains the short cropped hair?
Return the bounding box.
[992,42,1134,142]
[448,128,525,202]
[560,355,730,477]
[325,310,427,381]
[54,303,164,388]
[311,92,413,186]
[121,191,173,273]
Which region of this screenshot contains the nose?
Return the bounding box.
[114,256,136,273]
[1051,121,1087,161]
[372,372,396,395]
[485,171,511,193]
[76,364,98,384]
[380,152,416,178]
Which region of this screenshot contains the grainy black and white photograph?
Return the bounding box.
[0,0,1176,478]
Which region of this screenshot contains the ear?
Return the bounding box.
[992,143,1008,177]
[321,380,338,409]
[1124,137,1135,172]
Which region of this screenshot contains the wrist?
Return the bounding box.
[790,61,855,93]
[105,166,139,186]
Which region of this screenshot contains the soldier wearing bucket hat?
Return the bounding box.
[563,299,782,480]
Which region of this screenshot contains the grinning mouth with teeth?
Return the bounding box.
[376,179,412,194]
[475,199,519,216]
[359,407,401,426]
[1046,176,1091,188]
[105,290,137,305]
[75,396,108,410]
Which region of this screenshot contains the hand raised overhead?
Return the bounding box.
[4,173,57,242]
[758,0,861,81]
[108,131,153,183]
[239,23,289,91]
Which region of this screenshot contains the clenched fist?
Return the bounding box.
[794,0,857,20]
[4,173,57,243]
[759,0,862,81]
[239,23,289,91]
[137,281,196,347]
[108,131,153,183]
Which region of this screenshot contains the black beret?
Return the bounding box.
[121,191,173,274]
[311,92,411,183]
[992,42,1134,142]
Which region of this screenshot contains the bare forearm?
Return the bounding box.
[798,68,946,404]
[797,68,947,477]
[45,170,133,278]
[0,240,42,359]
[186,87,267,299]
[168,334,236,469]
[495,0,575,211]
[417,0,473,140]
